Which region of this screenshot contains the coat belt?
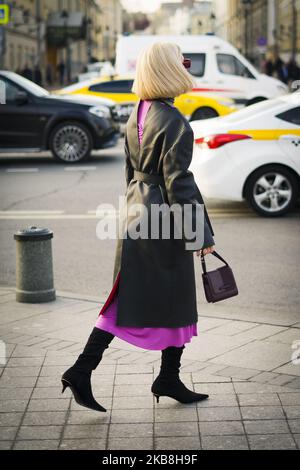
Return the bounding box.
[133,170,165,187]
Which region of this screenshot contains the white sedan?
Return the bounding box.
[190,93,300,216]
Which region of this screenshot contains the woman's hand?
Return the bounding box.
[196,246,215,257]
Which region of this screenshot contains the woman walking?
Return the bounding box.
[61,42,215,412]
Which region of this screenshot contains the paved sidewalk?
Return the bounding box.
[0,286,300,451]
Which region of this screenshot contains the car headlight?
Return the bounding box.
[89,105,111,119]
[114,103,135,121]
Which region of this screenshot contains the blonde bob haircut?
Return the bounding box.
[132,42,196,100]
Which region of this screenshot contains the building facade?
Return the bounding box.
[213,0,300,65]
[0,0,123,84]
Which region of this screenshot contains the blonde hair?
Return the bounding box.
[132,42,196,100]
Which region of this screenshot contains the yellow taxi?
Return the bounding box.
[56,75,237,120]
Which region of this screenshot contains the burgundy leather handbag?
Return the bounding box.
[201,251,238,303]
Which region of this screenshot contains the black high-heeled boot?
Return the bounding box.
[151,345,209,404]
[61,327,114,412]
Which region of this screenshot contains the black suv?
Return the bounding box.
[0,71,121,163]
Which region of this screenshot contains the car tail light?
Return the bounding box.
[195,133,252,149]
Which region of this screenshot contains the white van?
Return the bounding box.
[115,34,288,106]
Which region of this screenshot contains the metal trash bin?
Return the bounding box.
[14,226,56,303]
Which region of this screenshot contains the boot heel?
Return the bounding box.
[153,394,160,403]
[61,379,70,394]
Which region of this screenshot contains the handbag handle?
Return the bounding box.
[200,250,229,274]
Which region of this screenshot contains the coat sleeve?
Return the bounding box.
[162,125,215,251]
[125,133,133,188]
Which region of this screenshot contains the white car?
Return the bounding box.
[116,34,289,106]
[190,93,300,217]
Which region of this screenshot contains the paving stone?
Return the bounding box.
[63,424,108,439]
[23,411,67,426]
[14,440,59,450]
[1,366,41,377]
[17,425,63,440]
[12,346,47,358]
[179,362,208,373]
[39,366,66,377]
[234,382,288,394]
[111,409,153,423]
[279,393,300,405]
[6,357,44,367]
[194,383,235,395]
[155,437,200,450]
[113,384,151,397]
[0,388,32,400]
[115,364,154,375]
[248,434,296,450]
[0,399,29,412]
[27,398,70,412]
[0,412,23,426]
[273,363,300,377]
[201,435,249,450]
[155,408,198,422]
[288,419,300,433]
[60,439,106,450]
[241,406,285,420]
[108,438,153,450]
[200,421,244,436]
[231,325,287,343]
[208,321,257,337]
[197,407,241,422]
[267,375,297,386]
[0,375,37,388]
[109,423,153,438]
[0,441,12,449]
[31,387,67,399]
[154,422,199,437]
[293,434,300,448]
[194,364,229,375]
[115,373,153,385]
[0,426,18,440]
[285,378,300,389]
[244,419,290,434]
[282,405,300,419]
[192,373,231,383]
[214,366,260,380]
[43,355,79,366]
[67,410,110,425]
[251,372,279,383]
[210,340,291,371]
[238,393,281,406]
[112,395,154,410]
[196,394,239,408]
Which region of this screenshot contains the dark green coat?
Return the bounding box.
[112,97,215,328]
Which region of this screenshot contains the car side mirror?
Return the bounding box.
[15,91,29,105]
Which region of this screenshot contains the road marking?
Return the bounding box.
[5,168,39,173]
[64,166,97,171]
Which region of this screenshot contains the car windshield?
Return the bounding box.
[4,72,49,97]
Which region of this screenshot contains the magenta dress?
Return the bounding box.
[94,99,198,350]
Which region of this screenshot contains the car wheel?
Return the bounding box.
[49,121,92,163]
[244,166,299,217]
[190,107,219,121]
